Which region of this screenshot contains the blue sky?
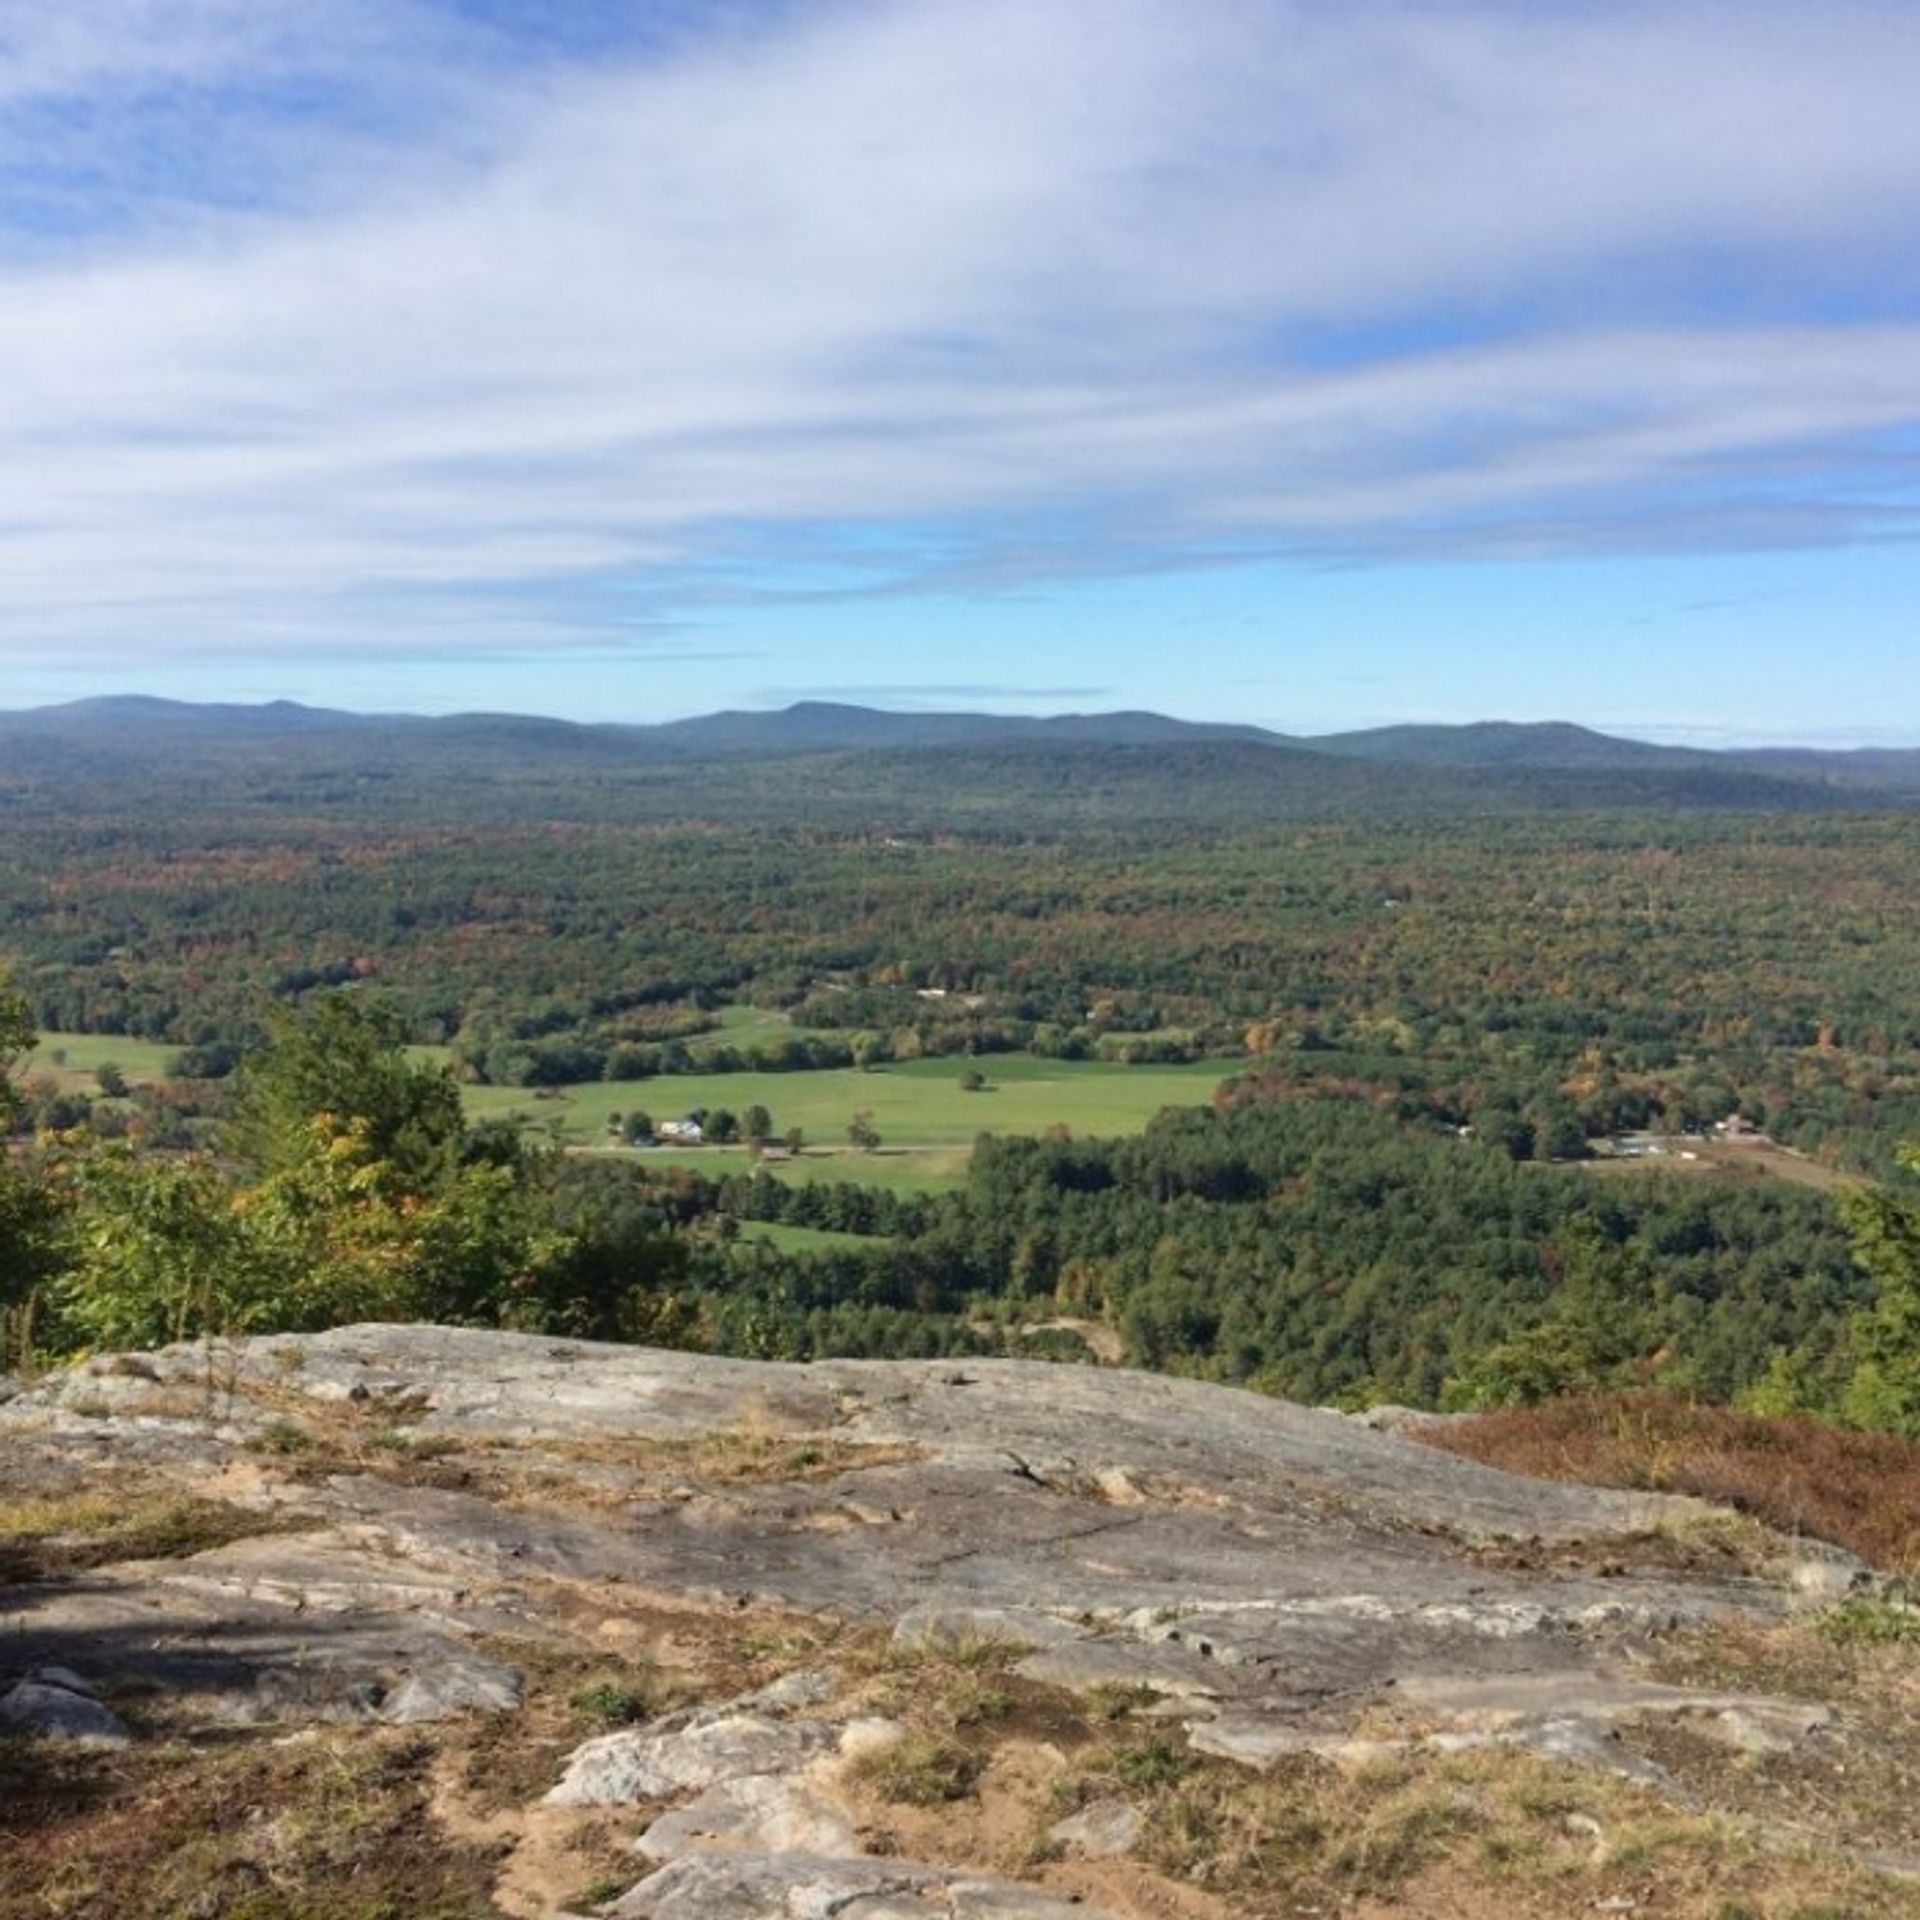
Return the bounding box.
[1,0,1917,742]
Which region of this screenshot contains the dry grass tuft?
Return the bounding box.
[0,1725,500,1920]
[1052,1741,1913,1916]
[850,1730,986,1807]
[847,1629,1055,1735]
[532,1426,925,1489]
[0,1488,292,1583]
[237,1383,922,1512]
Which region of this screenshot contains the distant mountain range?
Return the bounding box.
[4,693,1913,772]
[1,696,1915,818]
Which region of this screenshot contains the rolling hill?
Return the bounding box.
[0,696,1908,822]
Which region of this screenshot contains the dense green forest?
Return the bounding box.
[8,804,1920,1168]
[693,1100,1870,1408]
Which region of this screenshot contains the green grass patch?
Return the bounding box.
[1820,1596,1920,1646]
[690,1002,807,1052]
[465,1053,1234,1163]
[567,1672,665,1728]
[740,1220,888,1255]
[23,1031,179,1090]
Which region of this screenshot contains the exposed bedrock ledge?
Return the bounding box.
[1,1326,1886,1917]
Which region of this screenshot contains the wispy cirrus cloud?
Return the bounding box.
[0,0,1918,672]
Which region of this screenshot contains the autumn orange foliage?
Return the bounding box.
[1424,1393,1920,1573]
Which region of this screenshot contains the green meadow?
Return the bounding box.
[22,1023,1235,1195]
[688,1002,804,1054]
[466,1052,1235,1190]
[24,1031,180,1090]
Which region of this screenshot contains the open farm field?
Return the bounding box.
[22,1031,179,1091]
[467,1053,1234,1159]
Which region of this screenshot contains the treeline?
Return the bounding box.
[450,1015,1212,1089]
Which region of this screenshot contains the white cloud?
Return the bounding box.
[0,0,1917,665]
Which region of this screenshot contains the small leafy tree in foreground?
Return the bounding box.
[229,993,463,1187]
[38,996,581,1353]
[1840,1145,1920,1439]
[0,977,34,1126]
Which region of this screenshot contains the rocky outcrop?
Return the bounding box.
[0,1327,1897,1918]
[0,1670,130,1746]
